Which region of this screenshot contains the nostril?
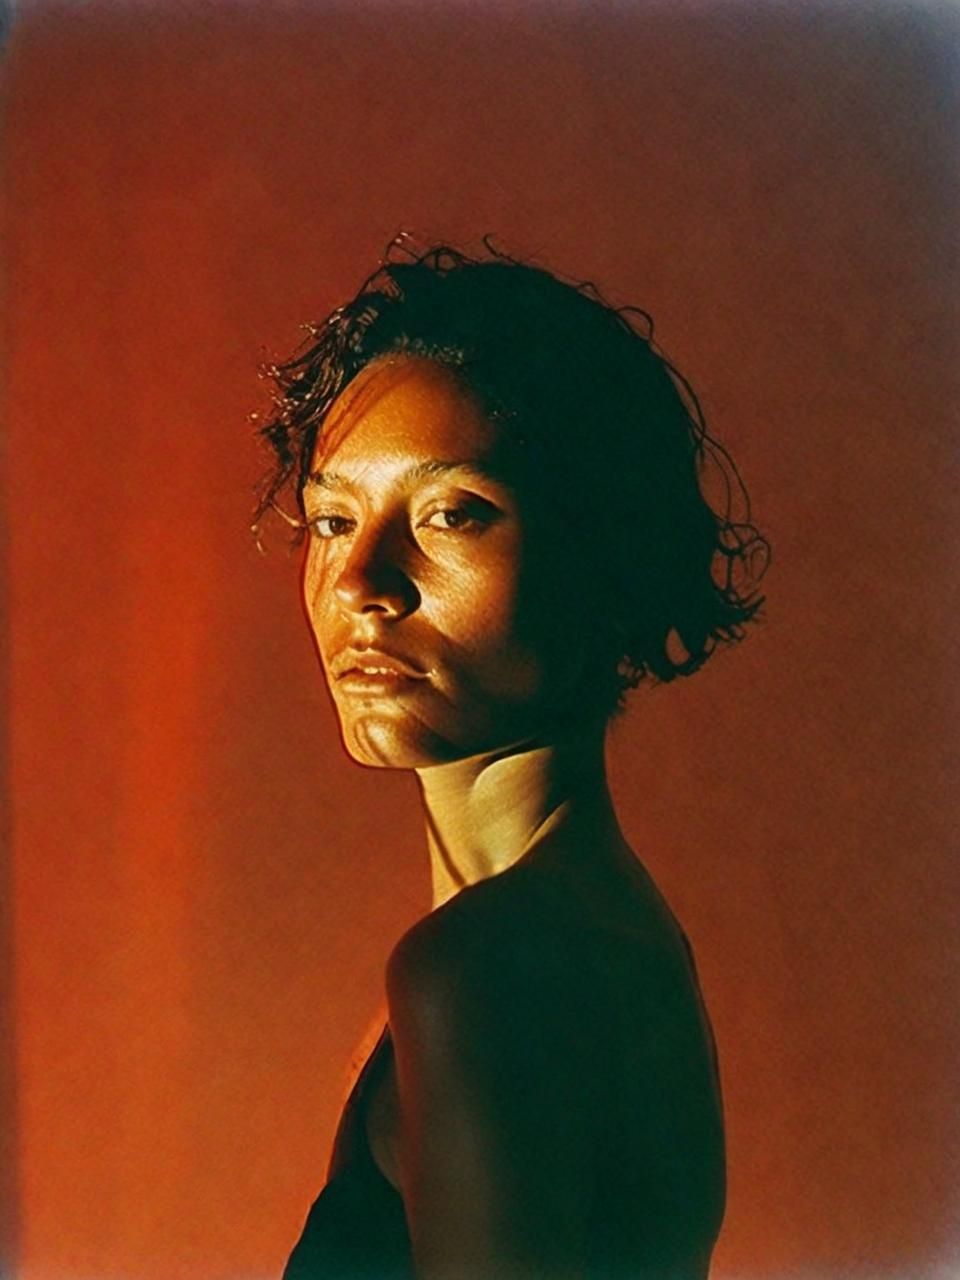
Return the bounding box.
[333,561,419,619]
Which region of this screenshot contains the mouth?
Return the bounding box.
[336,669,426,696]
[331,647,430,695]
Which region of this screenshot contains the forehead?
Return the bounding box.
[310,355,502,472]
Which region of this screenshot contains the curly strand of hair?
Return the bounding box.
[613,304,656,342]
[655,345,770,606]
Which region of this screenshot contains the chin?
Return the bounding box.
[337,715,463,770]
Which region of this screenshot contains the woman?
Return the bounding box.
[252,237,768,1279]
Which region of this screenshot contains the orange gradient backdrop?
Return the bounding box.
[3,2,958,1277]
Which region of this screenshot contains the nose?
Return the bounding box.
[332,524,419,619]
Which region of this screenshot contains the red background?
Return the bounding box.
[3,2,958,1277]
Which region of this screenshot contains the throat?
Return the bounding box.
[414,722,616,910]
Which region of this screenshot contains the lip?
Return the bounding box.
[331,647,428,682]
[337,670,426,696]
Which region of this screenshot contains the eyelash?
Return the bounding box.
[307,505,486,541]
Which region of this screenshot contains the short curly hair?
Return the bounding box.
[252,234,769,720]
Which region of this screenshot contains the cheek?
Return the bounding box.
[301,569,318,630]
[441,569,512,639]
[301,550,340,655]
[503,549,595,703]
[434,561,573,704]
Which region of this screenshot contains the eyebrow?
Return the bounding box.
[302,458,509,494]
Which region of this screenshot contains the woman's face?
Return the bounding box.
[301,355,595,769]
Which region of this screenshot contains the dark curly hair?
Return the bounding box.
[251,234,769,720]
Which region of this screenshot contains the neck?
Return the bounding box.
[414,718,624,910]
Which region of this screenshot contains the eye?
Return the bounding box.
[422,507,475,531]
[308,513,355,540]
[419,498,499,534]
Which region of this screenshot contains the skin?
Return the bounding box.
[300,354,726,1278]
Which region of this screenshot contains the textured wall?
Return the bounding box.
[4,2,958,1276]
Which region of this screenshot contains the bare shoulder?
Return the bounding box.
[387,872,591,1020]
[385,849,688,1031]
[385,875,624,1106]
